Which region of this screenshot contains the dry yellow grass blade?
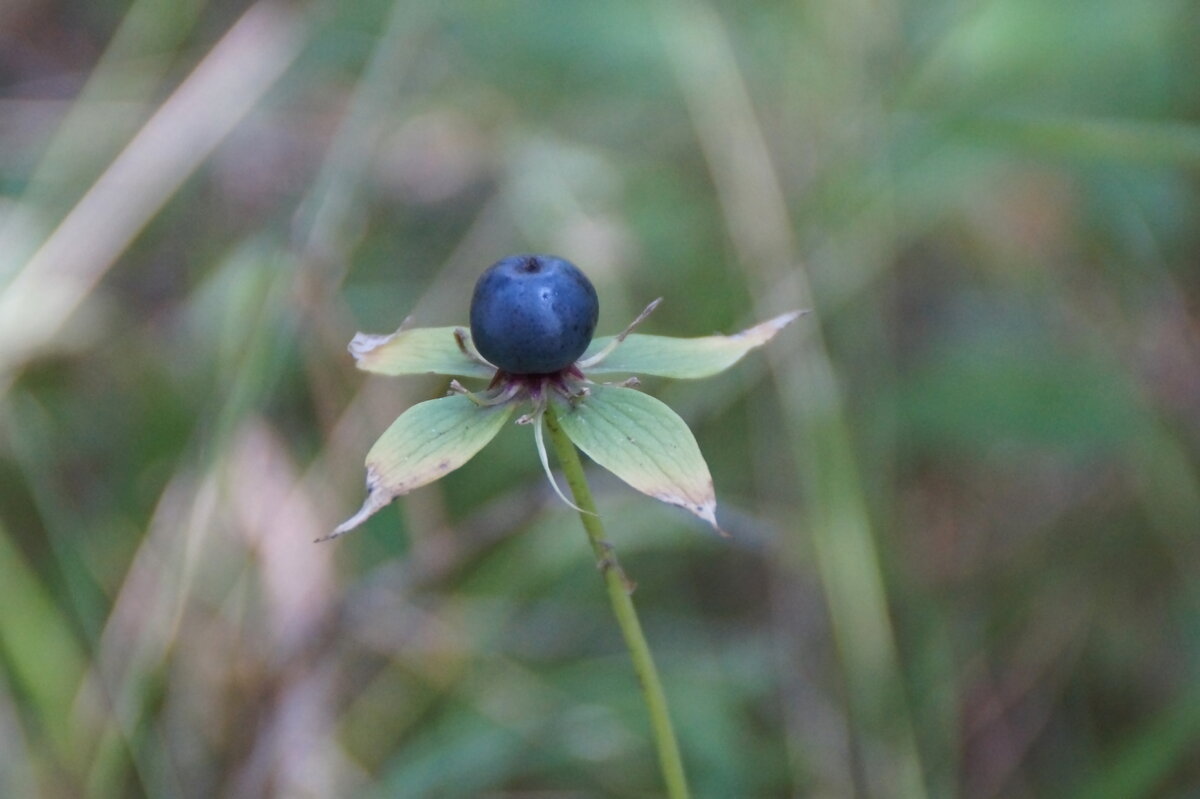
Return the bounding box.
[0,2,308,396]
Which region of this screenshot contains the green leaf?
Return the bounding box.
[553,384,722,532]
[325,394,514,539]
[581,311,803,379]
[349,325,495,379]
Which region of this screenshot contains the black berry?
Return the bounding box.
[469,254,599,375]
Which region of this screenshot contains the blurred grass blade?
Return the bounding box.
[350,326,496,379]
[0,521,87,772]
[582,311,804,379]
[658,1,928,795]
[0,1,308,396]
[328,394,516,539]
[553,385,721,531]
[1067,680,1200,799]
[951,114,1200,166]
[292,0,438,265]
[9,0,208,206]
[4,395,109,641]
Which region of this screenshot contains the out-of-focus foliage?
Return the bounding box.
[1,0,1198,796]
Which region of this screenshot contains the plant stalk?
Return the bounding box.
[543,405,690,799]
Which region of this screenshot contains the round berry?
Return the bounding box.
[469,254,600,375]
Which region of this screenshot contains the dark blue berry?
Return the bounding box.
[469,254,599,375]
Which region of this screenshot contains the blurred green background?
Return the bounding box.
[2,0,1199,796]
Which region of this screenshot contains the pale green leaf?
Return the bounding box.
[349,325,495,379]
[553,385,722,532]
[325,394,514,539]
[581,311,803,379]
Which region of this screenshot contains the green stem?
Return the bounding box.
[543,405,690,799]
